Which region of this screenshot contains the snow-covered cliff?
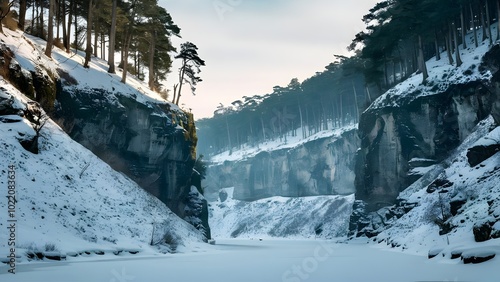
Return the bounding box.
[0,29,210,238]
[205,125,359,201]
[0,76,204,261]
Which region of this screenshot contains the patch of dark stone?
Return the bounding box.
[19,248,142,262]
[473,221,493,242]
[467,144,500,167]
[426,179,453,193]
[427,247,444,259]
[462,251,496,264]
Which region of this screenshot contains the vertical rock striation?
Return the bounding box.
[204,128,360,201]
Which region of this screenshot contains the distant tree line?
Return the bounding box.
[1,0,204,105]
[197,56,370,157]
[197,0,500,157]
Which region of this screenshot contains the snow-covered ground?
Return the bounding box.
[2,27,177,108]
[209,188,354,239]
[0,238,497,282]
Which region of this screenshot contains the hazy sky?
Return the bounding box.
[158,0,379,119]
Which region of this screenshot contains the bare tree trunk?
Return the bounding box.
[479,0,488,41]
[83,0,94,68]
[434,30,441,61]
[485,0,493,45]
[298,99,305,138]
[175,60,186,105]
[446,28,454,65]
[31,0,35,34]
[460,5,467,49]
[418,35,428,82]
[45,0,54,58]
[56,0,60,39]
[93,24,98,57]
[339,94,343,127]
[453,21,463,67]
[40,0,44,39]
[62,0,67,50]
[352,80,359,123]
[471,4,479,47]
[73,0,78,53]
[19,0,27,30]
[171,84,177,104]
[100,31,105,60]
[108,0,117,73]
[225,116,231,152]
[148,31,156,90]
[121,32,132,83]
[65,0,72,52]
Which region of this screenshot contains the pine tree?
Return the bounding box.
[172,42,205,105]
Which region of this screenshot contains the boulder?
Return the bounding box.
[462,249,496,264]
[428,247,443,259]
[473,222,492,242]
[491,221,500,239]
[467,144,500,167]
[450,199,466,216]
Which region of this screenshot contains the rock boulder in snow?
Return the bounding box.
[467,144,500,167]
[473,221,493,242]
[462,249,496,264]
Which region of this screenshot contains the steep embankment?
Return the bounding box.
[350,28,500,261]
[210,188,353,239]
[0,80,205,262]
[354,40,499,212]
[0,29,210,238]
[205,125,359,201]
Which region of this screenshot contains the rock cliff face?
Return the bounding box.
[354,45,500,213]
[0,39,210,239]
[205,129,359,201]
[51,84,210,238]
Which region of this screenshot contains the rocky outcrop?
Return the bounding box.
[51,85,210,238]
[355,48,500,213]
[350,44,500,237]
[204,128,359,201]
[0,39,210,239]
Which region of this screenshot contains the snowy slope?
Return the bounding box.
[0,78,204,261]
[369,26,496,111]
[210,188,354,239]
[0,30,205,262]
[357,24,500,260]
[2,27,177,109]
[374,117,500,254]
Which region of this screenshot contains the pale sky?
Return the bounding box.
[158,0,379,119]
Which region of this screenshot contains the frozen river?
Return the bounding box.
[1,239,497,282]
